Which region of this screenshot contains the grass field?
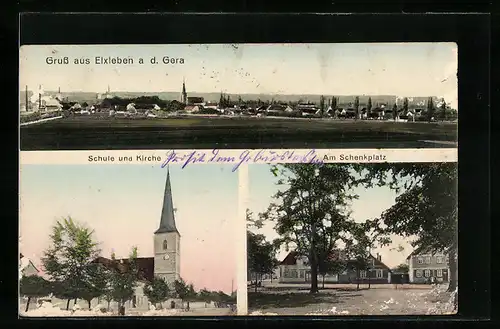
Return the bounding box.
[20,115,458,150]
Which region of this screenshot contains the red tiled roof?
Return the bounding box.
[92,256,155,282]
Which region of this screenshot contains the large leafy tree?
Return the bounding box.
[41,217,101,310]
[427,97,435,122]
[403,97,409,116]
[317,256,345,289]
[185,283,198,310]
[79,262,108,309]
[20,275,51,312]
[319,95,326,117]
[198,288,212,307]
[393,264,410,273]
[354,96,360,120]
[358,163,458,291]
[109,247,139,315]
[143,277,170,309]
[247,231,279,292]
[343,222,374,290]
[261,164,360,293]
[392,103,398,121]
[173,278,189,308]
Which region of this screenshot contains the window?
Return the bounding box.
[284,268,290,278]
[424,269,431,277]
[299,271,304,278]
[425,256,431,264]
[415,270,422,278]
[163,240,168,250]
[437,269,443,277]
[436,256,443,264]
[290,269,298,278]
[360,270,367,278]
[376,270,383,278]
[417,257,424,264]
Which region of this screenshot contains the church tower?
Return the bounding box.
[181,78,187,104]
[154,168,181,284]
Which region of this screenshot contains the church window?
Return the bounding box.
[163,240,168,250]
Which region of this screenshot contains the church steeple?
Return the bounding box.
[181,78,187,104]
[155,168,179,234]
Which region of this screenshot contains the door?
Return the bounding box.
[443,269,449,282]
[305,271,311,282]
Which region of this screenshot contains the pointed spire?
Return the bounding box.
[155,167,179,234]
[182,78,187,104]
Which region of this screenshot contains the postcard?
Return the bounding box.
[245,162,458,316]
[19,164,239,317]
[19,43,458,150]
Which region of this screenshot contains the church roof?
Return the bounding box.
[155,169,179,235]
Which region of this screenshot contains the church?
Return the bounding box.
[92,169,181,310]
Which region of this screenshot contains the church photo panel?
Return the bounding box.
[19,163,240,316]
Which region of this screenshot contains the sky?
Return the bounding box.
[19,43,458,107]
[248,164,419,269]
[19,164,238,294]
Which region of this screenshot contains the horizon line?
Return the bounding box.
[20,89,440,98]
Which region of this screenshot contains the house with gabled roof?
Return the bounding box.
[19,253,40,277]
[406,246,451,284]
[278,249,392,284]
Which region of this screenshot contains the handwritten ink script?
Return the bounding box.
[160,149,323,171]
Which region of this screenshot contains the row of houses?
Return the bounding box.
[254,247,453,285]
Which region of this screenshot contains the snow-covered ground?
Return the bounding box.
[248,284,457,316]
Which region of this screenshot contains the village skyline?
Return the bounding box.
[20,43,457,108]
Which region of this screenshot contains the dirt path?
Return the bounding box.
[249,286,456,315]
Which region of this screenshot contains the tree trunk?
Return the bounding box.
[368,274,371,289]
[119,302,125,315]
[356,269,360,291]
[107,300,110,311]
[447,248,458,292]
[88,300,91,310]
[66,299,70,310]
[322,275,325,289]
[310,261,319,293]
[25,297,31,312]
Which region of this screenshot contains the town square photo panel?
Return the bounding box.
[245,162,458,316]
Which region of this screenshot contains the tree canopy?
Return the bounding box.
[357,163,458,290]
[41,217,102,308]
[261,164,363,293]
